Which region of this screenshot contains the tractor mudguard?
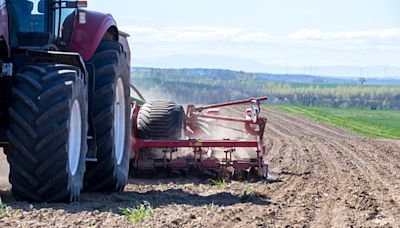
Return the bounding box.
[69,10,118,61]
[118,31,131,67]
[19,49,88,77]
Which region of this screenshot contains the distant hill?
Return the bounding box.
[131,67,400,110]
[133,54,400,79]
[132,67,400,86]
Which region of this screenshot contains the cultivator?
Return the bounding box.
[130,94,269,179]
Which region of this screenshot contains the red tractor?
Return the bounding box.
[0,0,131,202]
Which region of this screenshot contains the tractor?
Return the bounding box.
[0,0,269,203]
[0,0,131,202]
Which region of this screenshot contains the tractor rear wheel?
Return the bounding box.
[84,41,131,192]
[137,101,185,140]
[6,64,88,202]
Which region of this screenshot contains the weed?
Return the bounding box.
[120,201,154,223]
[241,185,252,202]
[203,201,216,214]
[158,183,167,191]
[0,199,9,215]
[208,178,226,190]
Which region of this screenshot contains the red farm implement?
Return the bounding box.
[129,92,269,179]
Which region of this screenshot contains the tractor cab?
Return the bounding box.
[6,0,83,50]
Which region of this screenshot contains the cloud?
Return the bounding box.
[119,26,400,67]
[121,26,400,43]
[287,28,400,40]
[120,26,244,43]
[119,15,147,20]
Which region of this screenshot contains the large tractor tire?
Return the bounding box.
[137,101,185,140]
[84,41,131,192]
[134,101,185,177]
[6,64,88,202]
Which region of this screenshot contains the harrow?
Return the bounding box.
[130,88,269,179]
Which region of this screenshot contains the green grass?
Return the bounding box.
[0,199,10,215]
[208,178,226,190]
[273,105,400,140]
[157,183,168,191]
[120,201,154,223]
[203,201,216,214]
[241,185,252,202]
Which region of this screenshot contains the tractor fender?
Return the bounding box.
[118,31,131,68]
[69,10,118,61]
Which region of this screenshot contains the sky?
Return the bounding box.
[89,0,400,77]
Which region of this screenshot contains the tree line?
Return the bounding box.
[131,68,400,110]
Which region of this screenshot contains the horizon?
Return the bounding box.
[90,0,400,77]
[132,65,400,80]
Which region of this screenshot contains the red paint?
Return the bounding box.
[193,96,268,112]
[193,113,258,124]
[232,161,252,170]
[185,97,268,137]
[130,97,269,174]
[201,159,220,169]
[69,9,117,60]
[170,159,189,169]
[134,139,259,150]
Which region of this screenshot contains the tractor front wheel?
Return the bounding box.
[6,64,88,202]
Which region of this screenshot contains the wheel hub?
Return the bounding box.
[68,100,82,176]
[114,77,126,165]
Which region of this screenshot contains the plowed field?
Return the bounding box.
[0,107,399,227]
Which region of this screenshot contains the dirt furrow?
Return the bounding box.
[264,107,400,226]
[0,106,399,227]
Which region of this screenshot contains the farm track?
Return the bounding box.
[0,107,399,227]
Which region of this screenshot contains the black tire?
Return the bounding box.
[137,101,185,140]
[84,41,131,192]
[6,64,88,202]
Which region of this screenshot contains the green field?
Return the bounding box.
[273,105,400,140]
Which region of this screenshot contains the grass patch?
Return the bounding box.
[203,201,216,214]
[157,183,167,191]
[208,178,226,190]
[273,105,400,140]
[241,185,252,202]
[120,201,154,223]
[0,199,10,215]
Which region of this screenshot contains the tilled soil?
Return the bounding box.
[0,107,400,227]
